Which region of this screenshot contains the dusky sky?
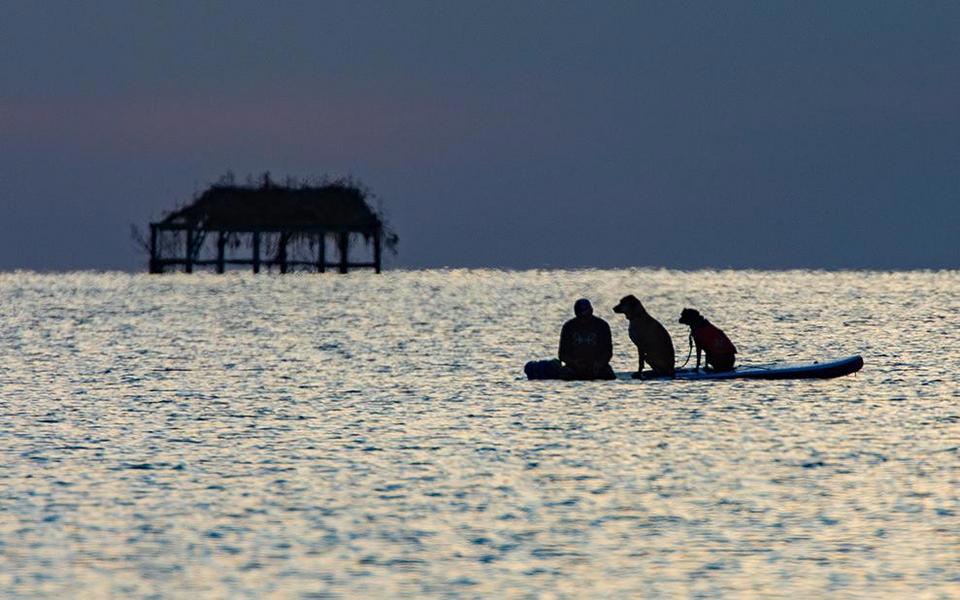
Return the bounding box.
[1,1,957,271]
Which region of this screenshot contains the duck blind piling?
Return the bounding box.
[147,176,396,274]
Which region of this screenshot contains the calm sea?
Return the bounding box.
[0,269,956,599]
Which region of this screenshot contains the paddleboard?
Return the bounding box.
[525,355,863,381]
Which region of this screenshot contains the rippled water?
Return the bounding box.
[0,269,957,599]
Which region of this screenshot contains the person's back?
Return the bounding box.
[558,299,615,380]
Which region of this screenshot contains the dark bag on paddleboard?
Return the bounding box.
[524,359,564,380]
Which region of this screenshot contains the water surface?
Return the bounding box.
[0,269,957,598]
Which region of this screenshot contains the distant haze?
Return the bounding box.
[1,2,957,271]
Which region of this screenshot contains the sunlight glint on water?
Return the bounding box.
[0,269,957,598]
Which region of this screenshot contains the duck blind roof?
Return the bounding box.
[161,182,383,232]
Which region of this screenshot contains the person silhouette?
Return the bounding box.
[556,298,616,380]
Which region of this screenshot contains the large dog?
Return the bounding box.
[613,295,675,378]
[678,308,737,372]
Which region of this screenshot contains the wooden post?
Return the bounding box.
[279,232,289,274]
[216,231,226,274]
[373,227,382,274]
[252,232,261,273]
[338,232,349,274]
[149,224,161,274]
[317,232,326,273]
[185,228,194,273]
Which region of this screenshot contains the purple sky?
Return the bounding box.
[2,2,958,270]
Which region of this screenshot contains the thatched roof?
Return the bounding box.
[162,180,383,232]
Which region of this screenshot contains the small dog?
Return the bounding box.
[678,308,737,372]
[613,295,675,378]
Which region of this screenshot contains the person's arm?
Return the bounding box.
[559,322,572,364]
